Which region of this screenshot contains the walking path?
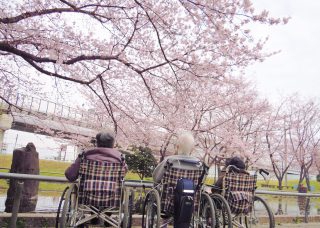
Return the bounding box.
[276,223,320,228]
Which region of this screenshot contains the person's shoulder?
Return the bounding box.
[172,155,200,161]
[166,155,201,165]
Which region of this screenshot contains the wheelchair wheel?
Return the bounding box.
[198,192,216,228]
[60,184,78,228]
[245,195,275,228]
[122,188,134,228]
[142,189,161,228]
[55,186,70,228]
[211,194,232,228]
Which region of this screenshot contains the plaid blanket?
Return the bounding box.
[161,166,204,214]
[224,172,257,214]
[78,159,125,209]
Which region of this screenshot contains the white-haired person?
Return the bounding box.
[65,129,126,182]
[152,132,201,183]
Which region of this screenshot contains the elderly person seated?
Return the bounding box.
[152,132,200,183]
[65,129,126,182]
[212,156,247,193]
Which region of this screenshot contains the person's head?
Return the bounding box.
[175,132,195,155]
[225,156,245,170]
[96,129,115,148]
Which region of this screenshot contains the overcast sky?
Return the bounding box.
[246,0,320,103]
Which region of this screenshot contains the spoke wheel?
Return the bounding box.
[142,189,161,228]
[56,186,69,228]
[60,184,78,228]
[245,195,275,228]
[211,194,232,228]
[198,192,216,228]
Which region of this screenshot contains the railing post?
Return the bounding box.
[21,94,25,108]
[61,105,64,117]
[38,99,41,112]
[46,101,49,114]
[29,97,34,111]
[16,93,19,106]
[9,181,24,228]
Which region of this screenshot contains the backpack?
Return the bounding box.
[174,178,195,228]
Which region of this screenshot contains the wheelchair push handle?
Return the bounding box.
[259,169,269,176]
[225,165,242,172]
[258,168,269,180]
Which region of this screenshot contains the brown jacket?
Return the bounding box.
[65,147,126,182]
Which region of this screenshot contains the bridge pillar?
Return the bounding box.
[0,113,13,152]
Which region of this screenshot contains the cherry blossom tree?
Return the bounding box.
[0,0,286,137]
[195,78,269,166]
[286,96,320,190]
[265,99,295,190]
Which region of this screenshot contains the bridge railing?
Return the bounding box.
[0,90,106,129]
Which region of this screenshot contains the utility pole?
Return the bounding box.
[13,133,18,149]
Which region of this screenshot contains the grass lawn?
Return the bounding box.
[1,154,320,194]
[206,175,320,192]
[0,154,152,193]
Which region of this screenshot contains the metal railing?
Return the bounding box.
[0,172,154,187]
[1,172,320,227]
[0,172,153,228]
[0,90,107,129]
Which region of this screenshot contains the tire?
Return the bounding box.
[245,195,275,228]
[198,192,216,228]
[210,194,232,228]
[56,186,70,228]
[60,184,78,228]
[142,189,161,228]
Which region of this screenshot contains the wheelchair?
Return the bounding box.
[56,157,132,228]
[211,165,275,228]
[142,158,216,228]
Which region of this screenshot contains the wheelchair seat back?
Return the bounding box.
[223,172,257,214]
[161,160,205,215]
[78,159,125,209]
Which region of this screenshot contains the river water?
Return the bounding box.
[0,193,320,216]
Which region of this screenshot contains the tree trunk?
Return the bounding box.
[277,177,283,190]
[298,166,305,186]
[305,172,311,191]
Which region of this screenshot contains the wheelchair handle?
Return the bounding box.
[225,165,242,172]
[259,169,269,176]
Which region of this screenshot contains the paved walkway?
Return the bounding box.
[276,223,320,228]
[130,224,320,228]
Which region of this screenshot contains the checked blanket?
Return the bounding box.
[224,172,257,214]
[161,166,204,214]
[78,159,125,209]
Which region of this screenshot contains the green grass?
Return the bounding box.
[256,179,320,192]
[0,154,152,193]
[2,154,319,194]
[204,175,320,192]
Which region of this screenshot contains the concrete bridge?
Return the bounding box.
[0,90,108,149]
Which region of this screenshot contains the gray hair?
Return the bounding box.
[175,132,195,155]
[96,129,115,148]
